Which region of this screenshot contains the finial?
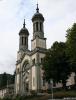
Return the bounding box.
[23,19,26,28]
[36,3,39,13]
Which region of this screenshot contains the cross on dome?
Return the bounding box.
[36,3,39,13]
[23,19,26,28]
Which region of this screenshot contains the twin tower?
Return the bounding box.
[19,4,45,51]
[15,4,47,94]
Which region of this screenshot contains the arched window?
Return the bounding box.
[22,37,23,45]
[22,37,27,45]
[24,37,26,45]
[36,22,38,31]
[41,58,43,63]
[32,59,35,65]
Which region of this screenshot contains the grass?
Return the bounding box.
[53,90,76,99]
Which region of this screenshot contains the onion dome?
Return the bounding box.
[32,4,44,22]
[19,19,29,35]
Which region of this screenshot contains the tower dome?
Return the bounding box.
[32,4,44,22]
[19,19,29,35]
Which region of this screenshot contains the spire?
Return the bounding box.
[23,19,26,28]
[36,3,39,13]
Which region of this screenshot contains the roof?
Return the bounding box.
[19,19,29,35]
[19,27,29,35]
[32,4,44,22]
[32,12,44,22]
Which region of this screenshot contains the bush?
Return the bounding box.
[53,90,76,99]
[2,97,11,100]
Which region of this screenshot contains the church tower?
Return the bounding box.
[15,20,30,94]
[19,19,29,51]
[32,4,44,39]
[31,4,46,92]
[31,4,46,50]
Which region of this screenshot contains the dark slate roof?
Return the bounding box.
[32,12,44,22]
[19,27,29,35]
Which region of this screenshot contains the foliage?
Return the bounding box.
[42,41,71,88]
[66,23,76,72]
[0,72,15,89]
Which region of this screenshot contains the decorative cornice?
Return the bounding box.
[16,47,47,65]
[31,47,47,55]
[31,36,46,41]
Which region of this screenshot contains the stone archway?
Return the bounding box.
[22,60,30,93]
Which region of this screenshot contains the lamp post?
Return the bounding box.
[50,79,53,100]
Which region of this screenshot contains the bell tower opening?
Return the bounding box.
[36,22,38,31]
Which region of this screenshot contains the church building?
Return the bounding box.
[15,4,47,95]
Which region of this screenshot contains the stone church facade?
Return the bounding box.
[15,4,75,95]
[15,5,47,95]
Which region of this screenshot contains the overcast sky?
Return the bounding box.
[0,0,76,74]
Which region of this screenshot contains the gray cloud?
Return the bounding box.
[0,0,3,1]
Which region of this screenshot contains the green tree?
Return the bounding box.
[0,72,15,89]
[1,72,7,88]
[66,23,76,84]
[43,41,71,88]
